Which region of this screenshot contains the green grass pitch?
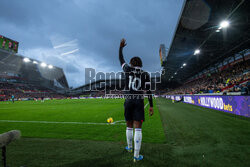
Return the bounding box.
[0,98,250,166]
[0,99,165,143]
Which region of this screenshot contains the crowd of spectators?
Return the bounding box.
[1,58,249,99]
[0,82,65,101]
[167,59,250,95]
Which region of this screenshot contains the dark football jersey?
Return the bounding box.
[119,46,153,107]
[122,63,150,95]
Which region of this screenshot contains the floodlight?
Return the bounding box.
[219,20,229,29]
[181,66,183,69]
[23,58,30,63]
[175,72,177,75]
[194,49,200,55]
[183,63,186,66]
[216,29,220,32]
[40,62,47,67]
[33,61,38,64]
[48,65,53,69]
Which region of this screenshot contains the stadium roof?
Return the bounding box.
[0,48,69,89]
[164,0,250,82]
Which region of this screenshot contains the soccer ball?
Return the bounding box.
[107,117,114,123]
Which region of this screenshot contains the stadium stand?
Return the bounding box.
[0,82,65,101]
[0,48,68,101]
[162,0,250,96]
[166,54,250,95]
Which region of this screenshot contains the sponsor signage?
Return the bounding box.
[166,95,249,117]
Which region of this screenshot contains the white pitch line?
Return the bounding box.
[0,120,125,126]
[0,103,150,126]
[112,120,126,124]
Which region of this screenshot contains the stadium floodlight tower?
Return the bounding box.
[219,20,229,29]
[194,49,200,55]
[48,65,53,69]
[23,57,30,63]
[40,62,47,67]
[33,61,38,64]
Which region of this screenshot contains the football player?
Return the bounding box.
[119,38,153,162]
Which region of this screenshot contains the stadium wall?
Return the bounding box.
[165,95,249,117]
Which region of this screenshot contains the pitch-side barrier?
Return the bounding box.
[164,95,249,117]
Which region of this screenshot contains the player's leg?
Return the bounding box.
[133,100,144,162]
[126,120,133,152]
[124,100,134,152]
[133,121,143,161]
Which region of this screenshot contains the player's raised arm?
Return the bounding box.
[119,38,127,66]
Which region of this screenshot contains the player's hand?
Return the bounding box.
[149,107,154,116]
[120,38,127,48]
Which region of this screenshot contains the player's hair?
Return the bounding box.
[130,57,143,67]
